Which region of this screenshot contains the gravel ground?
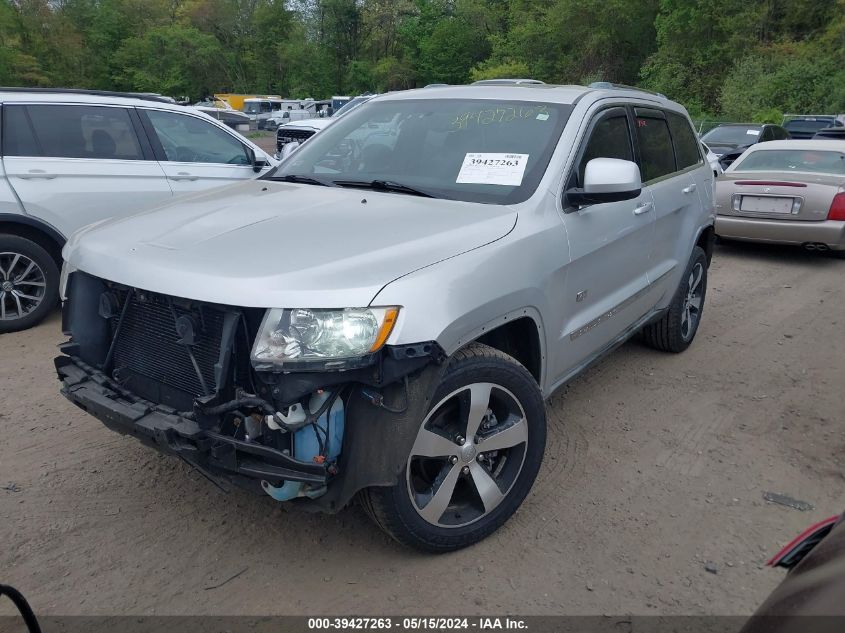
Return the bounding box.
[1,241,843,616]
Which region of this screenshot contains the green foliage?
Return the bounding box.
[0,0,841,119]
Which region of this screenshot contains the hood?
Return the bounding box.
[706,142,751,156]
[280,118,332,132]
[65,180,517,308]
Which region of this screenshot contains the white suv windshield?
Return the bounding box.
[268,98,572,204]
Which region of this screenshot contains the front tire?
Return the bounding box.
[641,246,707,353]
[361,343,546,552]
[0,235,59,333]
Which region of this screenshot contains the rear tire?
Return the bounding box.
[641,246,707,353]
[362,343,546,552]
[0,235,59,333]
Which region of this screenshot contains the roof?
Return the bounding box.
[710,123,765,128]
[743,140,845,151]
[376,83,677,108]
[0,88,187,111]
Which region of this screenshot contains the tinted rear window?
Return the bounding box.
[734,149,845,175]
[667,112,702,170]
[784,119,835,134]
[1,105,39,156]
[4,105,144,160]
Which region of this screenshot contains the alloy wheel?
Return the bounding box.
[681,262,704,340]
[406,382,529,528]
[0,252,47,321]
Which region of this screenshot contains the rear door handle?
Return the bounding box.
[633,201,653,216]
[170,172,198,181]
[682,183,697,194]
[20,169,56,180]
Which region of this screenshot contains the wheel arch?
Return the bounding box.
[696,223,716,266]
[0,214,66,268]
[453,309,545,387]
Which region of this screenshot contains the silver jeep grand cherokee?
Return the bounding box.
[57,83,715,551]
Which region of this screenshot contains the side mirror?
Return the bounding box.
[245,146,269,173]
[566,158,642,208]
[279,141,300,161]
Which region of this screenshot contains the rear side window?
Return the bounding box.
[14,105,143,160]
[2,105,40,156]
[667,113,702,170]
[635,115,676,181]
[578,113,634,184]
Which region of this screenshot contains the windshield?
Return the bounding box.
[733,149,845,175]
[267,98,572,204]
[244,102,262,114]
[701,125,762,145]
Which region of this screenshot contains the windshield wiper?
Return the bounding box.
[268,174,337,187]
[333,179,437,198]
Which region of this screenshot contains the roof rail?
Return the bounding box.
[588,82,667,99]
[0,87,176,104]
[471,79,546,86]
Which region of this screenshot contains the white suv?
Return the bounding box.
[0,88,275,332]
[57,83,715,551]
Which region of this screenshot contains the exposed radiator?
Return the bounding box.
[109,290,225,401]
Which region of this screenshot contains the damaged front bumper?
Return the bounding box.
[55,356,329,496]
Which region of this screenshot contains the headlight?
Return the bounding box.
[251,307,399,371]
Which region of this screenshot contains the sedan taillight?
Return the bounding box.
[828,192,845,221]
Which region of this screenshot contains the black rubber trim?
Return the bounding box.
[0,213,66,245]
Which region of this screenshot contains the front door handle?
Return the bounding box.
[20,169,56,180]
[170,172,199,181]
[682,183,697,194]
[633,201,653,216]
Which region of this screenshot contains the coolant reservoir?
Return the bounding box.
[293,391,344,462]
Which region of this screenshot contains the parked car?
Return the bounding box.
[715,140,845,254]
[783,115,844,139]
[56,83,715,551]
[264,108,316,130]
[702,141,722,177]
[193,97,251,130]
[742,512,844,631]
[700,123,791,170]
[275,94,378,155]
[0,88,276,332]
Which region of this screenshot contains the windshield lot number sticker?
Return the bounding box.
[457,153,529,186]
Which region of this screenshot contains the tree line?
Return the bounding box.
[1,0,843,121]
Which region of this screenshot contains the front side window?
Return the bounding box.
[667,112,702,170]
[578,114,633,185]
[733,149,845,175]
[145,110,250,165]
[3,104,143,160]
[269,98,573,204]
[635,115,676,181]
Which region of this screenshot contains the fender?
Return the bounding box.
[0,212,66,247]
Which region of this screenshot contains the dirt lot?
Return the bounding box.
[1,242,844,616]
